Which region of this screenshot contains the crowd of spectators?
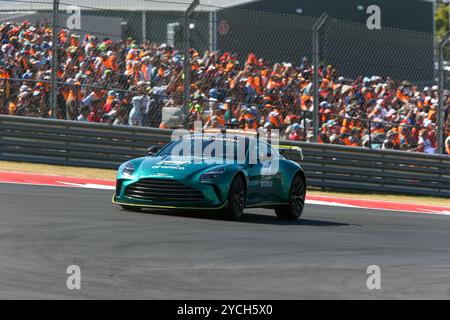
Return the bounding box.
[0,20,449,155]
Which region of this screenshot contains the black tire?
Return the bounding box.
[224,175,246,220]
[120,205,142,212]
[275,175,306,220]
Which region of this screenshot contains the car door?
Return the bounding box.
[245,142,282,205]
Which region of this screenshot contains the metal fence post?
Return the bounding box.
[65,83,70,120]
[182,0,200,129]
[51,0,60,119]
[209,9,217,52]
[142,11,147,41]
[438,33,450,155]
[312,14,328,143]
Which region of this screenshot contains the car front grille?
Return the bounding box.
[125,179,204,202]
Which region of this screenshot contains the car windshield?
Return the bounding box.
[158,135,248,163]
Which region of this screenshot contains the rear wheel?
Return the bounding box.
[120,205,142,212]
[275,175,305,220]
[224,175,246,220]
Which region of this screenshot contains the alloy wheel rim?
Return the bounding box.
[233,179,245,215]
[291,180,305,214]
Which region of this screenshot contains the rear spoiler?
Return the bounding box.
[203,128,259,136]
[275,145,304,161]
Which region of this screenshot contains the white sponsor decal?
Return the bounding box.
[152,166,185,170]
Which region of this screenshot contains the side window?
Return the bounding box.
[258,143,280,162]
[270,145,282,160]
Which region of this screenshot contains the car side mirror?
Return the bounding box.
[147,146,159,156]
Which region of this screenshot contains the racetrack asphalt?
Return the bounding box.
[0,183,449,299]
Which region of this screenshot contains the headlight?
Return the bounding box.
[200,167,225,183]
[122,162,135,178]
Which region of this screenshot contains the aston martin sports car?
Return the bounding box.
[113,132,306,220]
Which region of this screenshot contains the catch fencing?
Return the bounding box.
[1,115,449,197]
[0,0,448,155]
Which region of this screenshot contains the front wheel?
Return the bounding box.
[274,175,305,220]
[223,175,246,220]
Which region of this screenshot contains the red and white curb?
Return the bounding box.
[0,171,449,216]
[0,171,116,190]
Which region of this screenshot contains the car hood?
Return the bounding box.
[136,155,225,179]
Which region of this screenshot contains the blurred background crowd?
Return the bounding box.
[1,21,449,154]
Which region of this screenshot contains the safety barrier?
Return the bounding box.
[1,115,449,197]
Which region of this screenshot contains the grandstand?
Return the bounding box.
[0,0,447,155]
